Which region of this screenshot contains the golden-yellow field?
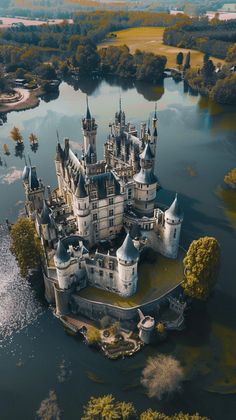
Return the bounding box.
[99,27,225,68]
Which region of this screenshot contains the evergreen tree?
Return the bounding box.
[183,51,191,71]
[176,52,184,67]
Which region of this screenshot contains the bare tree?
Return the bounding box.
[141,355,184,400]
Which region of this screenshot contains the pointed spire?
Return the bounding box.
[41,200,51,225]
[139,142,154,160]
[165,193,183,222]
[23,154,27,166]
[55,239,70,264]
[116,232,139,262]
[75,173,87,198]
[86,95,91,120]
[154,102,157,119]
[147,118,151,135]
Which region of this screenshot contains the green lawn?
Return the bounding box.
[79,251,184,308]
[99,27,225,68]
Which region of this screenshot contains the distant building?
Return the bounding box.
[219,3,236,12]
[22,99,184,317]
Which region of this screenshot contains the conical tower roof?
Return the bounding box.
[116,233,139,262]
[29,166,39,190]
[75,173,87,198]
[139,142,154,160]
[41,200,51,225]
[22,165,30,182]
[55,239,70,264]
[165,194,183,221]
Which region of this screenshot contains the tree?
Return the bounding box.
[182,237,220,300]
[36,390,61,420]
[29,133,38,145]
[176,52,183,67]
[183,51,191,71]
[202,59,215,81]
[10,218,43,277]
[86,326,101,345]
[140,410,209,420]
[10,126,23,145]
[81,395,120,420]
[224,168,236,189]
[210,74,236,105]
[75,43,100,75]
[156,322,165,334]
[141,355,184,400]
[226,44,236,63]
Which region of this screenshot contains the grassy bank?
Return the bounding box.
[99,27,225,68]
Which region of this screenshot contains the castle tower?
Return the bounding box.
[133,142,158,216]
[162,194,183,259]
[39,200,57,247]
[82,97,97,164]
[116,232,139,297]
[114,98,126,135]
[23,161,45,215]
[54,239,73,290]
[137,309,155,344]
[55,140,64,196]
[73,173,92,244]
[150,104,158,157]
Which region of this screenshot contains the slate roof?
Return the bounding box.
[29,167,39,190]
[133,168,157,185]
[41,200,51,225]
[89,171,121,199]
[55,239,70,264]
[22,165,30,182]
[139,142,154,160]
[75,174,87,198]
[165,194,183,221]
[116,233,139,262]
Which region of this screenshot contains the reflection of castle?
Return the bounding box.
[22,99,183,316]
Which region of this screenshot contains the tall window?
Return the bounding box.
[92,202,97,210]
[109,198,114,205]
[109,209,114,217]
[109,219,114,227]
[174,229,177,238]
[93,213,97,221]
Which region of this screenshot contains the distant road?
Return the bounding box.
[0,17,73,28]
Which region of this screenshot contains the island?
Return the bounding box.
[21,99,186,357]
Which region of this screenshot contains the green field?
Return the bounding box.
[99,27,225,68]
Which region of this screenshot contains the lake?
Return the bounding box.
[0,77,236,419]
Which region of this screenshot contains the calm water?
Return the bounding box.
[0,78,236,419]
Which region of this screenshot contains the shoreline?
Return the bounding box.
[0,87,43,114]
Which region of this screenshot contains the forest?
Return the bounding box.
[163,18,236,59]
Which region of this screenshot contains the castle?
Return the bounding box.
[22,99,183,316]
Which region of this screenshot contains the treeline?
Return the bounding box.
[164,18,236,59]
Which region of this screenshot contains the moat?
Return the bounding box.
[0,77,236,419]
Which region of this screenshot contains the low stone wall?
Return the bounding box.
[71,283,182,323]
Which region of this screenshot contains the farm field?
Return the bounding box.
[99,27,225,68]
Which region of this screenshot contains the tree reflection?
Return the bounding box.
[135,81,164,101]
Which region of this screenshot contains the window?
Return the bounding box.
[109,198,114,205]
[109,219,114,227]
[174,229,177,238]
[109,209,114,217]
[92,202,97,210]
[132,268,135,274]
[109,272,113,279]
[90,267,94,274]
[107,187,114,195]
[128,189,132,199]
[93,213,97,221]
[109,261,114,270]
[99,270,103,277]
[79,262,82,269]
[84,221,86,226]
[91,191,97,200]
[94,224,98,232]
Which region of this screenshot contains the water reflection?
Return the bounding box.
[0,226,43,344]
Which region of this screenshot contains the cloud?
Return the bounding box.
[0,167,23,184]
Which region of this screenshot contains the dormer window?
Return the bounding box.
[107,187,114,195]
[91,191,97,200]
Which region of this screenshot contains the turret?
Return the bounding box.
[39,200,57,246]
[116,232,139,297]
[55,139,64,196]
[54,239,73,289]
[162,194,183,259]
[82,97,97,164]
[72,173,91,243]
[24,161,45,214]
[115,98,126,133]
[133,142,158,216]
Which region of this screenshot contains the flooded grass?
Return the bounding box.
[217,187,236,230]
[79,252,184,307]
